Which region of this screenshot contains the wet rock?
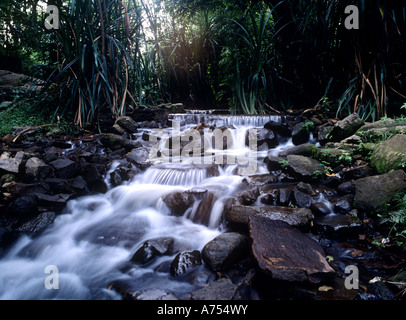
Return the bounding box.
[313,214,363,235]
[260,189,279,205]
[225,204,312,227]
[25,157,52,180]
[329,113,364,142]
[35,193,71,211]
[369,280,396,300]
[242,174,277,186]
[332,197,352,214]
[131,237,174,264]
[110,165,138,187]
[6,195,38,227]
[49,158,80,179]
[44,178,74,194]
[278,143,317,157]
[190,278,238,300]
[292,188,314,208]
[337,181,354,195]
[286,155,325,181]
[264,120,291,137]
[370,134,406,174]
[0,226,18,253]
[247,128,278,149]
[249,217,335,283]
[237,188,260,205]
[296,182,316,195]
[81,163,107,193]
[291,121,313,145]
[354,170,406,213]
[190,192,216,226]
[100,133,141,151]
[1,181,48,196]
[163,191,195,216]
[202,232,249,271]
[115,116,138,133]
[16,211,55,234]
[264,155,284,172]
[126,147,151,169]
[310,202,332,217]
[0,151,24,174]
[108,280,178,300]
[278,187,292,205]
[170,250,202,276]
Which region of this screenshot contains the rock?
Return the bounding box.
[292,188,314,208]
[296,182,316,195]
[310,202,332,217]
[115,116,138,133]
[237,188,260,205]
[317,125,334,145]
[264,155,285,172]
[35,193,71,210]
[292,121,313,145]
[0,151,24,174]
[354,170,406,213]
[81,163,107,193]
[337,181,354,195]
[1,181,48,196]
[278,187,292,205]
[44,178,74,194]
[49,158,80,179]
[202,232,249,271]
[332,197,353,214]
[313,214,363,235]
[170,250,202,276]
[108,280,178,300]
[246,128,278,149]
[190,278,238,300]
[126,147,151,168]
[286,155,325,181]
[6,195,38,227]
[329,113,364,142]
[189,192,216,226]
[370,134,406,174]
[131,237,174,264]
[162,191,195,216]
[0,226,18,253]
[25,157,52,180]
[17,211,55,234]
[278,143,317,157]
[100,133,141,151]
[249,217,335,283]
[313,148,353,167]
[264,120,291,137]
[225,204,312,227]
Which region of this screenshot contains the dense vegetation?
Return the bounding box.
[1,0,406,126]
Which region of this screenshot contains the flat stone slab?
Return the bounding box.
[249,216,335,283]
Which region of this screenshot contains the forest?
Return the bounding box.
[1,0,406,303]
[1,0,405,127]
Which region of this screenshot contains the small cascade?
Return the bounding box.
[140,164,220,187]
[169,113,283,127]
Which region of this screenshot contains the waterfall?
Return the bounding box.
[0,111,289,300]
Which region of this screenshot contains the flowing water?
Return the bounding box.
[0,112,299,300]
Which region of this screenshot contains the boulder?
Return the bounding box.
[100,133,141,151]
[249,217,335,283]
[115,116,138,133]
[0,151,24,174]
[329,113,364,142]
[246,128,278,149]
[370,134,406,174]
[49,158,80,179]
[264,120,291,137]
[202,232,249,271]
[25,157,52,180]
[313,214,363,236]
[354,170,406,213]
[162,191,195,216]
[131,237,174,264]
[225,204,312,227]
[291,121,313,145]
[16,211,56,234]
[286,155,325,181]
[170,250,202,276]
[126,147,151,169]
[278,143,317,157]
[190,278,238,300]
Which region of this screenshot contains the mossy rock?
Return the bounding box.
[313,148,353,166]
[370,134,406,173]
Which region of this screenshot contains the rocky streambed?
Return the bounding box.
[0,106,405,300]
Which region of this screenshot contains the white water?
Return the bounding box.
[0,113,291,300]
